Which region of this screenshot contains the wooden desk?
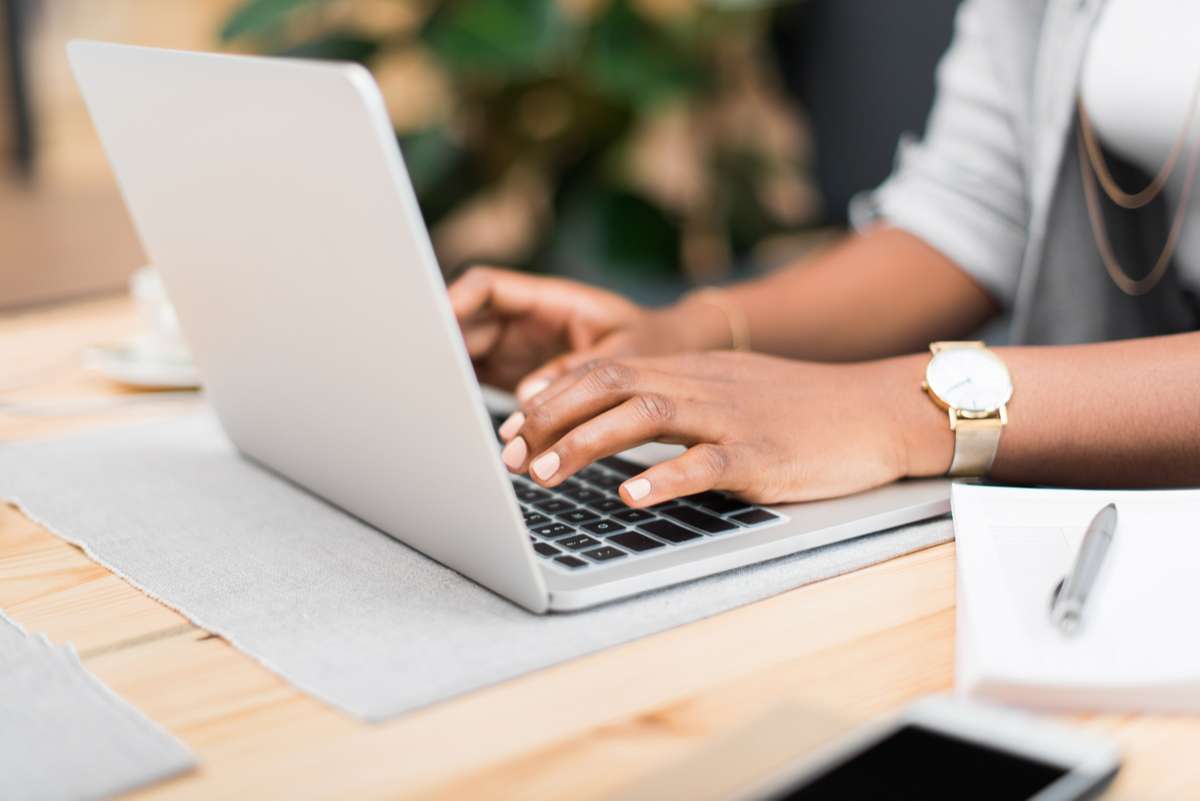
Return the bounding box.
[1,295,1196,800]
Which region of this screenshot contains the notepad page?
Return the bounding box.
[953,483,1200,712]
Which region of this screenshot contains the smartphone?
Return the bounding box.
[735,696,1120,801]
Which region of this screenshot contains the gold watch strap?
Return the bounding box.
[947,416,1003,477]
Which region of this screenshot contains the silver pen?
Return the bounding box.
[1049,503,1118,637]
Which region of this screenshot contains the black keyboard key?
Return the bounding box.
[583,546,627,562]
[662,506,737,533]
[534,498,576,514]
[533,542,561,557]
[558,508,600,525]
[560,534,602,550]
[561,486,605,504]
[598,455,645,477]
[688,492,752,515]
[577,466,606,482]
[555,555,587,569]
[585,473,624,490]
[639,519,701,543]
[524,512,551,528]
[586,497,626,513]
[608,531,665,552]
[731,508,781,527]
[532,522,574,538]
[613,508,654,524]
[581,519,625,536]
[515,486,552,504]
[650,501,681,512]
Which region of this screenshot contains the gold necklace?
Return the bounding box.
[1077,81,1200,296]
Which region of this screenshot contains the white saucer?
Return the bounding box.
[83,341,201,390]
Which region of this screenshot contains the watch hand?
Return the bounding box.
[946,378,970,393]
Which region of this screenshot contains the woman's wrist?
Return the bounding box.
[657,292,749,352]
[879,353,955,478]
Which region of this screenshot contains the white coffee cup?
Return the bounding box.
[129,266,191,364]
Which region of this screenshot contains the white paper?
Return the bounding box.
[952,483,1200,712]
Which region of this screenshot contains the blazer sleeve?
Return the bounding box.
[851,0,1031,308]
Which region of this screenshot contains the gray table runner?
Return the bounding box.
[0,414,952,721]
[0,611,196,801]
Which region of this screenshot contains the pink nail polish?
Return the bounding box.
[501,437,527,470]
[498,411,524,441]
[517,377,550,402]
[531,452,560,482]
[623,478,651,502]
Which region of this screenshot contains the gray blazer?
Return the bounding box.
[854,0,1200,344]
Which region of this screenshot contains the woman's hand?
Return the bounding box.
[495,351,952,506]
[449,267,732,400]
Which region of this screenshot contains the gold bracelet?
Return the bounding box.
[687,288,751,351]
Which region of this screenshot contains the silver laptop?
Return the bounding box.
[68,40,949,613]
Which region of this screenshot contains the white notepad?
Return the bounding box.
[952,482,1200,713]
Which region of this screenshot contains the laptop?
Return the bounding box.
[68,41,950,613]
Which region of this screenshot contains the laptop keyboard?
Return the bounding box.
[491,413,786,572]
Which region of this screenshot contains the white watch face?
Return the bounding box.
[925,348,1012,414]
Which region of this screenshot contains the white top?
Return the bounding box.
[1081,0,1200,287]
[860,0,1200,343]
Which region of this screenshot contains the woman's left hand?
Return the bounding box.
[496,351,950,507]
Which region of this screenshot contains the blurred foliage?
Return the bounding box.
[220,0,815,282]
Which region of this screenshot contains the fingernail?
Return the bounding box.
[497,411,524,441]
[517,377,550,402]
[623,478,651,502]
[501,437,527,470]
[531,451,560,481]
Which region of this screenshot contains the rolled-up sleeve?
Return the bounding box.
[851,0,1030,308]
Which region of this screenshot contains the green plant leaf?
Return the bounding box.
[400,128,463,197]
[713,147,774,253]
[220,0,323,42]
[551,185,680,279]
[582,0,707,107]
[277,32,380,63]
[398,127,484,229]
[421,0,575,80]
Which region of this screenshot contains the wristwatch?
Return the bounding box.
[921,341,1013,478]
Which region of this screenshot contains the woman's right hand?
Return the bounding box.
[448,266,730,400]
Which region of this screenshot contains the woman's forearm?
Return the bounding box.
[894,332,1200,487]
[675,227,999,361]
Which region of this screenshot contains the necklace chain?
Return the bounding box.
[1077,81,1200,209]
[1077,83,1200,296]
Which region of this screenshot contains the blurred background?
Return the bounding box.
[0,0,959,310]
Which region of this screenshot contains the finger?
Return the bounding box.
[524,393,694,487]
[499,353,603,442]
[461,317,503,361]
[618,443,740,507]
[514,333,634,402]
[522,349,722,406]
[447,266,496,321]
[516,359,654,467]
[514,352,581,403]
[518,353,606,408]
[457,264,603,320]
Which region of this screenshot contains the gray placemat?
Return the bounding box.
[0,414,952,721]
[0,610,196,801]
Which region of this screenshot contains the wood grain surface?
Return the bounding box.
[0,295,1196,799]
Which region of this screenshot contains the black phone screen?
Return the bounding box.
[766,725,1069,801]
